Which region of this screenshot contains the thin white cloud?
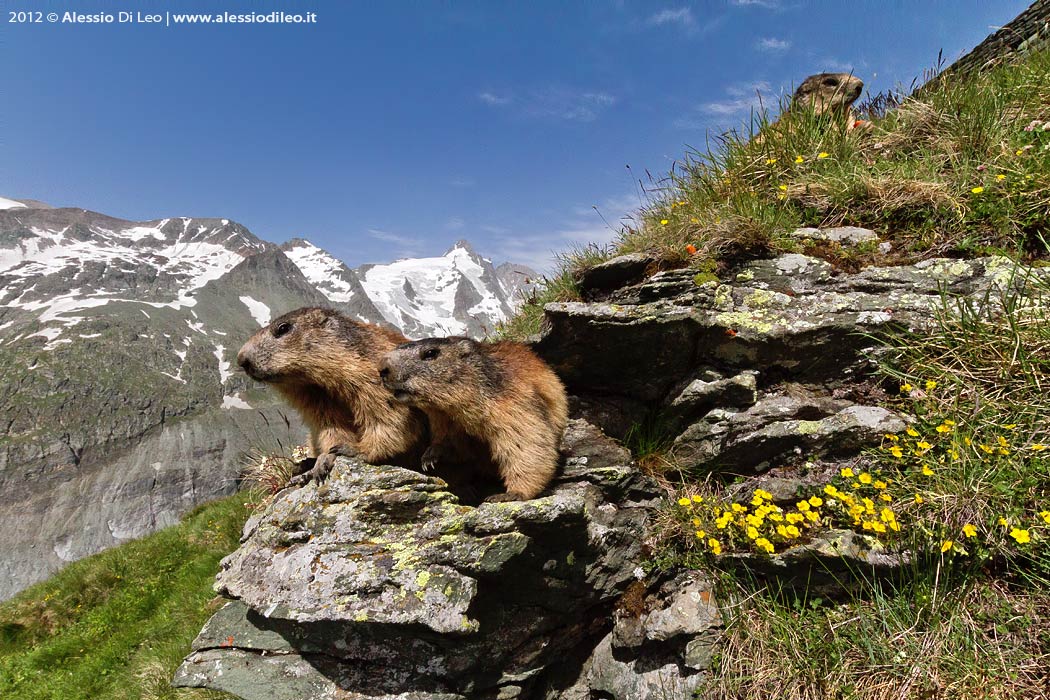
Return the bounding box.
[478,91,512,106]
[444,217,465,231]
[647,8,695,28]
[449,177,476,188]
[367,228,424,249]
[478,86,617,123]
[701,80,771,116]
[673,80,775,129]
[490,192,641,274]
[731,0,781,8]
[757,37,791,51]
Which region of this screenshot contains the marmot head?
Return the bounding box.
[792,72,864,116]
[237,307,376,388]
[379,337,502,408]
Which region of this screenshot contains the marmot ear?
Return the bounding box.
[454,338,474,356]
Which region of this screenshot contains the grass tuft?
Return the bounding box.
[0,494,249,700]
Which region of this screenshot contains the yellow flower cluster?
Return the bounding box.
[678,488,825,556]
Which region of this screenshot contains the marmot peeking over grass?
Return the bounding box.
[237,307,426,486]
[378,337,569,502]
[790,72,867,129]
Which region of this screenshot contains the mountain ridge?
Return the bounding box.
[0,197,538,599]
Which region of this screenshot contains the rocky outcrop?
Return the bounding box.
[539,254,1044,473]
[174,421,676,699]
[175,244,1047,699]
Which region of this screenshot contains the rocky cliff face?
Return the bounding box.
[0,199,536,599]
[175,231,1049,699]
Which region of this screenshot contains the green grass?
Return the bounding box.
[0,494,250,700]
[502,49,1050,340]
[645,273,1050,699]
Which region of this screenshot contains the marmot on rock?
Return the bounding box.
[236,307,426,486]
[378,337,569,501]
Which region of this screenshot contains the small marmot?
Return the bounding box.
[791,72,864,122]
[237,307,426,486]
[378,337,569,501]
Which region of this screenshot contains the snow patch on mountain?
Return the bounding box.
[239,295,271,326]
[214,344,232,384]
[0,197,27,210]
[282,239,359,303]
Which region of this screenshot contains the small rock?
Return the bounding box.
[790,226,879,246]
[642,573,720,642]
[576,253,655,297]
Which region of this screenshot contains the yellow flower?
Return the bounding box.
[1031,444,1048,452]
[971,186,984,194]
[695,529,705,538]
[916,441,932,450]
[805,509,820,522]
[817,152,830,159]
[678,497,692,507]
[936,424,951,433]
[922,466,934,476]
[941,540,954,553]
[889,446,904,459]
[901,383,913,393]
[690,217,700,223]
[677,200,687,206]
[1016,149,1024,156]
[880,507,896,523]
[785,525,800,538]
[879,493,893,502]
[746,526,760,539]
[660,219,669,225]
[796,501,811,512]
[731,503,747,513]
[997,435,1009,447]
[884,434,899,442]
[858,473,873,485]
[962,523,977,538]
[906,427,919,437]
[786,513,805,524]
[1039,510,1050,524]
[824,484,838,497]
[692,494,704,503]
[1009,528,1031,544]
[914,494,924,504]
[808,496,823,507]
[925,380,937,390]
[871,521,887,534]
[998,517,1009,527]
[708,538,722,554]
[840,467,855,478]
[794,155,804,163]
[979,444,994,454]
[778,184,788,191]
[996,174,1006,181]
[873,480,887,490]
[755,537,774,553]
[766,157,778,164]
[754,489,773,501]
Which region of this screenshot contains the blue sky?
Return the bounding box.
[2,0,1031,271]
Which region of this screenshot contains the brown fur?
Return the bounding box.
[752,72,868,148]
[790,72,864,120]
[379,337,569,501]
[236,307,426,485]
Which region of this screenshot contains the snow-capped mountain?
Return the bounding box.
[0,198,538,599]
[284,238,537,338]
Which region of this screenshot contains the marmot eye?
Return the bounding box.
[273,322,292,338]
[421,347,440,361]
[823,77,839,87]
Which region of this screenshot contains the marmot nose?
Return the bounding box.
[378,365,390,380]
[237,352,253,374]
